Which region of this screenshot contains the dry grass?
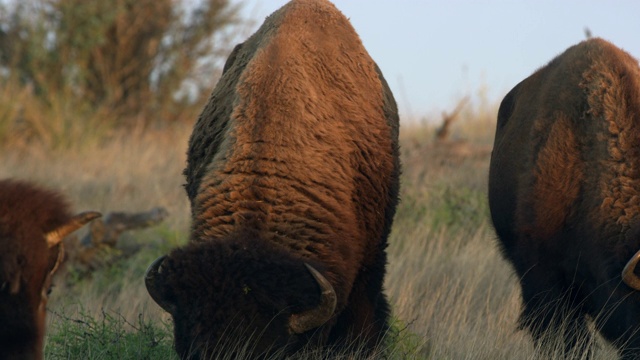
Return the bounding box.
[0,108,621,358]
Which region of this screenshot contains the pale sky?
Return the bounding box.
[240,1,640,121]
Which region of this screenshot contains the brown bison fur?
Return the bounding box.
[0,180,71,360]
[145,0,400,358]
[489,38,640,358]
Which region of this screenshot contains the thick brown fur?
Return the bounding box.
[0,179,71,360]
[489,38,640,359]
[149,0,400,358]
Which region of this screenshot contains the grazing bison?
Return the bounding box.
[0,179,100,360]
[145,0,400,358]
[489,38,640,358]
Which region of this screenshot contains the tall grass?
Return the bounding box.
[0,105,620,359]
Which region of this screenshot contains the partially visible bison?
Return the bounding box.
[144,0,400,358]
[0,179,100,359]
[489,38,640,358]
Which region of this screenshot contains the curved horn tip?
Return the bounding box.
[288,263,337,334]
[45,210,102,248]
[76,211,103,223]
[145,255,168,279]
[622,249,640,290]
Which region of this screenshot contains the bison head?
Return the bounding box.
[1,208,100,359]
[145,237,336,359]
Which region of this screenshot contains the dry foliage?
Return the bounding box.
[0,0,243,133]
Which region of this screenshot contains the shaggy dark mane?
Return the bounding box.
[0,179,71,282]
[0,179,71,232]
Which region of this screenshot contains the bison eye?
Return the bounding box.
[46,285,54,296]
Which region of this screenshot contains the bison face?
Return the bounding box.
[0,241,62,359]
[145,239,336,359]
[0,210,100,359]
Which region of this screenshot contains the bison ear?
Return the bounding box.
[145,255,176,314]
[3,256,25,294]
[4,269,22,295]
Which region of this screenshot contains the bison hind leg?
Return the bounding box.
[519,271,594,359]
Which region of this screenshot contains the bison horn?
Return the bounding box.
[288,263,337,334]
[623,249,640,290]
[45,211,102,248]
[145,255,176,313]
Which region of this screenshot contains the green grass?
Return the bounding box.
[395,183,489,234]
[45,309,176,359]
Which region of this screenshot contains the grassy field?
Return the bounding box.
[0,108,619,359]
